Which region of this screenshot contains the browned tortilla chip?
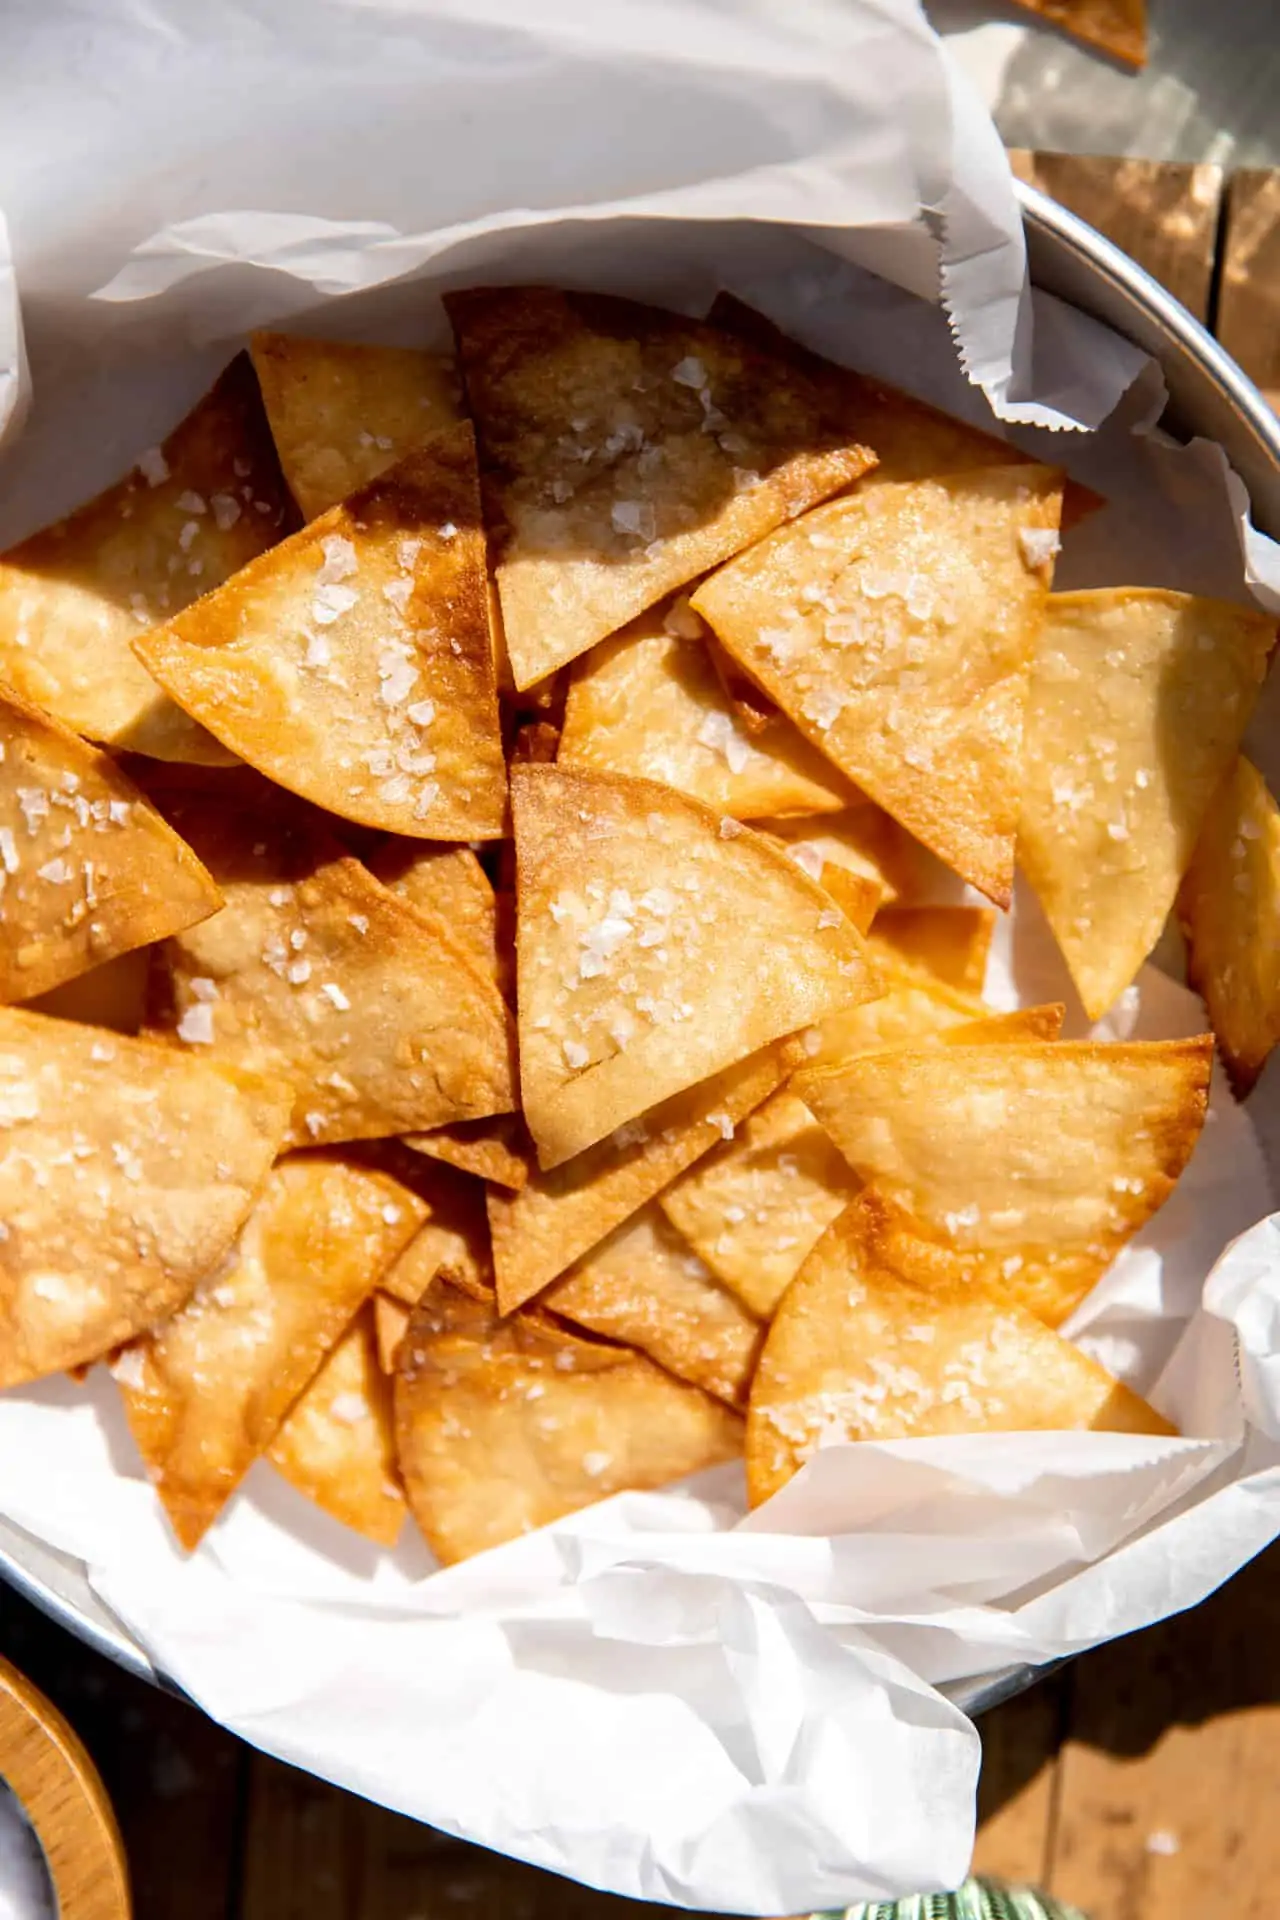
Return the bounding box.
[0,356,291,762]
[374,1291,412,1372]
[365,840,502,991]
[693,464,1064,905]
[249,332,461,519]
[816,864,881,936]
[395,1287,743,1563]
[1010,0,1147,66]
[512,721,562,765]
[489,1041,792,1313]
[0,685,221,1004]
[870,906,995,997]
[1179,756,1280,1094]
[512,766,879,1166]
[758,806,927,905]
[745,1194,1172,1507]
[1018,589,1275,1019]
[135,425,507,839]
[798,1037,1212,1327]
[404,1116,530,1189]
[114,1152,425,1549]
[268,1304,407,1547]
[29,948,149,1033]
[445,285,877,689]
[145,797,514,1148]
[557,599,853,818]
[545,1205,763,1407]
[0,1007,289,1387]
[379,1157,493,1307]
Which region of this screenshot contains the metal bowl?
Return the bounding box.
[3,179,1280,1718]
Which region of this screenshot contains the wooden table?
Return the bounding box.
[2,157,1279,1920]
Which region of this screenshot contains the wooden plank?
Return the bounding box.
[1009,153,1224,322]
[972,1672,1067,1888]
[1217,168,1280,413]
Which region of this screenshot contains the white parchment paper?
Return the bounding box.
[3,1,1280,1910]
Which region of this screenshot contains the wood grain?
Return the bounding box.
[972,1674,1068,1888]
[1218,169,1280,413]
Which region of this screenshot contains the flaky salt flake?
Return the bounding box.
[313,582,359,626]
[318,534,358,582]
[349,913,369,935]
[611,500,656,541]
[705,1111,734,1141]
[717,816,744,840]
[787,843,824,882]
[287,959,313,986]
[37,858,72,884]
[802,687,846,732]
[136,446,169,486]
[111,1347,148,1389]
[0,828,17,875]
[1146,1832,1180,1857]
[582,1450,613,1477]
[663,598,704,640]
[189,977,219,1002]
[1018,526,1062,570]
[329,1391,369,1426]
[696,710,751,775]
[211,492,241,531]
[177,1003,216,1044]
[407,699,436,728]
[817,908,842,930]
[670,355,708,390]
[563,1039,590,1070]
[320,982,351,1011]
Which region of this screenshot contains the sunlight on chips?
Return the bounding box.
[1180,755,1280,1094]
[269,1304,406,1547]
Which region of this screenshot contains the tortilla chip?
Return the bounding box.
[379,1157,493,1307]
[512,721,561,765]
[445,285,877,689]
[1179,756,1280,1095]
[545,1204,763,1407]
[249,333,461,519]
[395,1287,743,1563]
[365,840,502,991]
[114,1151,425,1549]
[758,806,927,905]
[1018,589,1275,1019]
[0,1007,289,1387]
[0,685,221,1004]
[557,598,853,819]
[374,1291,412,1373]
[816,865,882,936]
[28,948,149,1033]
[802,958,986,1069]
[1010,0,1147,67]
[870,906,994,996]
[268,1305,406,1547]
[745,1193,1172,1507]
[403,1116,530,1189]
[512,766,879,1166]
[704,627,779,736]
[135,424,507,839]
[144,797,515,1148]
[489,1041,791,1313]
[693,464,1065,905]
[797,1036,1211,1326]
[0,356,292,762]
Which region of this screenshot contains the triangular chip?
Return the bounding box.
[29,948,149,1033]
[404,1116,530,1190]
[759,806,927,905]
[114,1152,425,1549]
[395,1286,743,1564]
[378,1156,493,1306]
[870,906,994,996]
[135,425,507,839]
[489,1041,791,1313]
[797,1037,1211,1326]
[512,766,879,1166]
[0,685,221,1004]
[144,796,514,1148]
[249,333,461,519]
[268,1305,407,1547]
[1179,756,1280,1095]
[1018,589,1274,1019]
[1010,0,1147,66]
[745,1194,1172,1507]
[0,1007,289,1387]
[374,1291,412,1373]
[0,356,292,762]
[545,1205,762,1408]
[557,598,853,819]
[692,465,1065,904]
[366,839,503,992]
[445,286,877,689]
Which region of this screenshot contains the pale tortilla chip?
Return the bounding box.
[374,1291,412,1373]
[0,356,292,762]
[268,1305,406,1547]
[557,599,853,819]
[249,333,461,519]
[378,1155,493,1307]
[1010,0,1147,67]
[746,1194,1172,1507]
[29,948,149,1033]
[512,766,879,1166]
[1179,756,1280,1095]
[489,1041,791,1313]
[1018,589,1274,1019]
[135,425,507,839]
[869,906,995,996]
[403,1116,530,1189]
[395,1286,743,1563]
[0,1008,289,1387]
[758,806,927,905]
[0,685,221,1004]
[365,840,502,991]
[144,796,515,1148]
[692,464,1065,905]
[115,1152,425,1549]
[445,286,877,689]
[797,1037,1211,1327]
[545,1205,763,1407]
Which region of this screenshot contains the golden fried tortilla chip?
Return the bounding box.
[870,906,995,996]
[114,1152,424,1549]
[545,1204,763,1407]
[0,356,291,762]
[378,1156,493,1306]
[512,766,879,1166]
[557,599,853,819]
[403,1115,530,1189]
[0,1008,289,1387]
[445,285,877,689]
[365,840,502,991]
[1179,756,1280,1095]
[797,1037,1211,1327]
[816,864,881,936]
[1018,589,1275,1019]
[489,1041,791,1313]
[1010,0,1146,66]
[135,424,506,840]
[395,1287,743,1563]
[29,948,149,1033]
[268,1304,406,1546]
[512,720,561,765]
[249,333,461,519]
[745,1194,1172,1506]
[694,465,1065,904]
[0,685,221,1005]
[374,1291,412,1372]
[758,806,927,905]
[144,797,514,1148]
